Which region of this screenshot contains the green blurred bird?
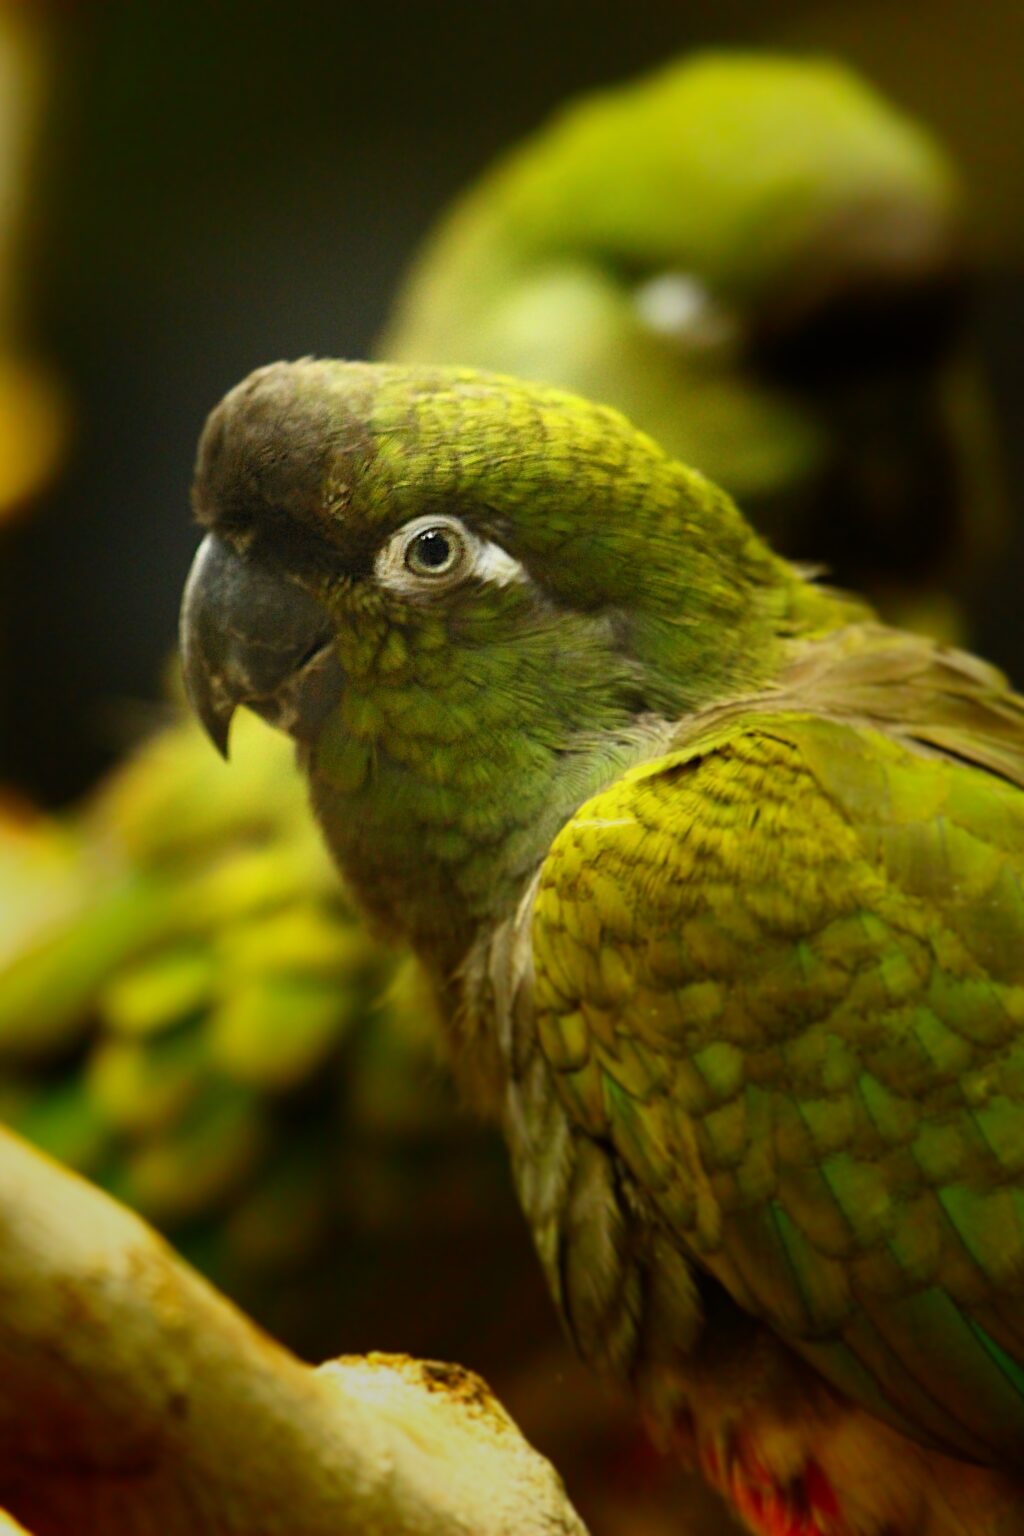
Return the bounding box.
[0,53,1006,1376]
[0,706,473,1306]
[384,52,1004,639]
[182,357,1024,1536]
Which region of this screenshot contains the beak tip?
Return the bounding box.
[182,644,236,759]
[208,711,233,761]
[180,657,236,759]
[180,533,239,760]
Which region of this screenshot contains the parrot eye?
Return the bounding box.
[374,514,526,596]
[634,271,737,354]
[405,525,462,577]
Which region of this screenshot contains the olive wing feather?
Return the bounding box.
[532,707,1024,1462]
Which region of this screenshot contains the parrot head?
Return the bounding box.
[180,359,834,969]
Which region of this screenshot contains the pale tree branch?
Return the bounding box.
[0,1126,589,1536]
[0,1512,33,1535]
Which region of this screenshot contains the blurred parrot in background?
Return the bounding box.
[181,356,1024,1536]
[0,53,1007,1384]
[384,53,1005,640]
[0,710,390,1256]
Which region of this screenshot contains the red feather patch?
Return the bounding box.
[701,1441,846,1536]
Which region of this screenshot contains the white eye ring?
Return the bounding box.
[634,272,736,352]
[374,514,525,595]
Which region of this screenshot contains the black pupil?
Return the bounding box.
[415,529,452,569]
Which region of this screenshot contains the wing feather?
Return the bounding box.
[532,703,1024,1461]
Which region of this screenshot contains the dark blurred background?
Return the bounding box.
[0,0,1022,803]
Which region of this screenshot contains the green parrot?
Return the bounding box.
[181,357,1024,1536]
[383,53,1004,639]
[0,53,1000,1286]
[0,60,1008,1469]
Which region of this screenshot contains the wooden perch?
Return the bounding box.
[0,1125,589,1536]
[0,1512,34,1535]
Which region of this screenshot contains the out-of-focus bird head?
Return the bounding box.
[381,54,986,623]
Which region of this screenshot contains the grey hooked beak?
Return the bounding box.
[180,533,341,757]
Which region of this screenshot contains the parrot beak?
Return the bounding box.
[179,532,341,757]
